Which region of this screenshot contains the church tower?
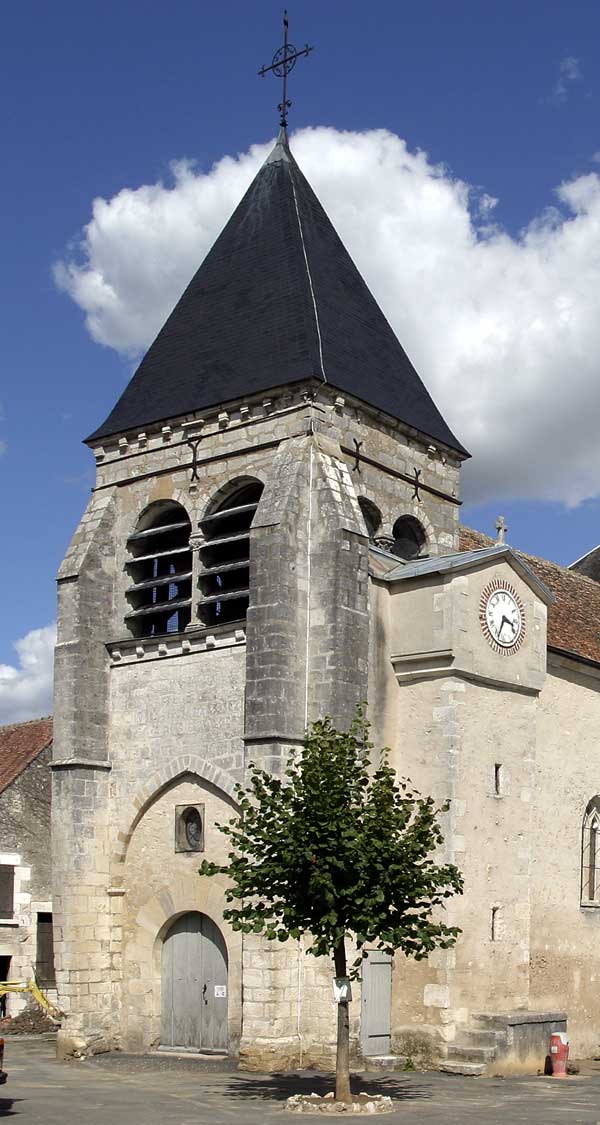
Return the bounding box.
[52,120,467,1063]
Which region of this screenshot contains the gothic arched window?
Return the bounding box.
[358,498,382,541]
[198,480,263,627]
[582,797,600,905]
[125,501,192,637]
[391,515,427,561]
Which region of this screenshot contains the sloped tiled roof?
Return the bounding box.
[88,130,467,458]
[0,716,52,796]
[460,526,600,666]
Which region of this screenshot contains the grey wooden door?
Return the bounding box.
[161,911,228,1051]
[361,950,392,1056]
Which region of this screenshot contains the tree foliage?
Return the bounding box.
[199,708,463,975]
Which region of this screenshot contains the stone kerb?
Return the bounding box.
[111,755,239,866]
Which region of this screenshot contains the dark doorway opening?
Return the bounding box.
[0,956,11,1017]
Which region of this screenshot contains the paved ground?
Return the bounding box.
[3,1038,600,1123]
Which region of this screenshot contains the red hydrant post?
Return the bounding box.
[549,1032,569,1078]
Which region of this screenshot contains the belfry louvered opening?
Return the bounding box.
[198,481,263,627]
[125,501,192,637]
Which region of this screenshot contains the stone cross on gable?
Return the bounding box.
[495,515,508,544]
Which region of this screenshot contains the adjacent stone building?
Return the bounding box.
[52,124,600,1069]
[0,717,55,1014]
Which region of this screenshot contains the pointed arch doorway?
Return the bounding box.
[160,912,228,1052]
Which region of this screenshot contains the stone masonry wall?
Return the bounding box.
[530,657,600,1057]
[0,747,54,1014]
[54,378,463,1060]
[369,559,545,1063]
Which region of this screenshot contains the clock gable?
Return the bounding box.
[461,559,547,692]
[383,545,551,693]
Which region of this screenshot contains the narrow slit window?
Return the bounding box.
[494,764,502,796]
[36,912,56,987]
[0,866,14,919]
[589,825,598,901]
[491,906,499,942]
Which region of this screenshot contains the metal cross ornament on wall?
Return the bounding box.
[187,438,202,482]
[352,439,363,473]
[258,10,314,128]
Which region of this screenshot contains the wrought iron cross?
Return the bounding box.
[187,438,202,482]
[411,467,422,502]
[258,10,314,128]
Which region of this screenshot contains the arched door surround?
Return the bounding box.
[160,911,228,1051]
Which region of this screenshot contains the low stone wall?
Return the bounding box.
[476,1010,567,1071]
[505,1012,567,1061]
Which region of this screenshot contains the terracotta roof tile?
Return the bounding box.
[459,526,600,666]
[0,716,53,795]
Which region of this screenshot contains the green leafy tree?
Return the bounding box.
[199,707,463,1103]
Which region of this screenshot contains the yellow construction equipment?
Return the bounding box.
[0,975,61,1021]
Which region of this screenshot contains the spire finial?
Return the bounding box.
[258,10,314,128]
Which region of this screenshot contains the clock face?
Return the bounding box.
[480,580,525,655]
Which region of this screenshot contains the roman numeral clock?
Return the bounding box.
[480,579,526,656]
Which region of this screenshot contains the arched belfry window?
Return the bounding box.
[391,515,427,561]
[582,797,600,905]
[198,480,263,627]
[125,501,192,637]
[358,498,382,541]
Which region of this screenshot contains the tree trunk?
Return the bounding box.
[334,937,351,1103]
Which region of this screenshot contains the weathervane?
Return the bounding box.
[258,10,314,128]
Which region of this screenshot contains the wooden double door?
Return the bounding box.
[160,911,228,1052]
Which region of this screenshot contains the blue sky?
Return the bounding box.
[1,0,600,711]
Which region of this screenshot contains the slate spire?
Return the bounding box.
[88,132,467,456]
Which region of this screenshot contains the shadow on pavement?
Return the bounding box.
[0,1098,20,1117]
[222,1071,431,1103]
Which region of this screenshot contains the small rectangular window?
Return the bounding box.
[0,866,15,919]
[36,913,55,987]
[494,764,502,796]
[491,906,499,942]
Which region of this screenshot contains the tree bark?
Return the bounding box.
[334,937,352,1103]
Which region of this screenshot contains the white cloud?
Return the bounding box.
[552,55,582,102]
[0,624,56,726]
[477,192,498,217]
[55,127,600,506]
[592,152,600,165]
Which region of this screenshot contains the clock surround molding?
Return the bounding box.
[479,578,526,657]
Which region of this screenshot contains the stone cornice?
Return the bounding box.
[52,758,112,771]
[106,622,246,666]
